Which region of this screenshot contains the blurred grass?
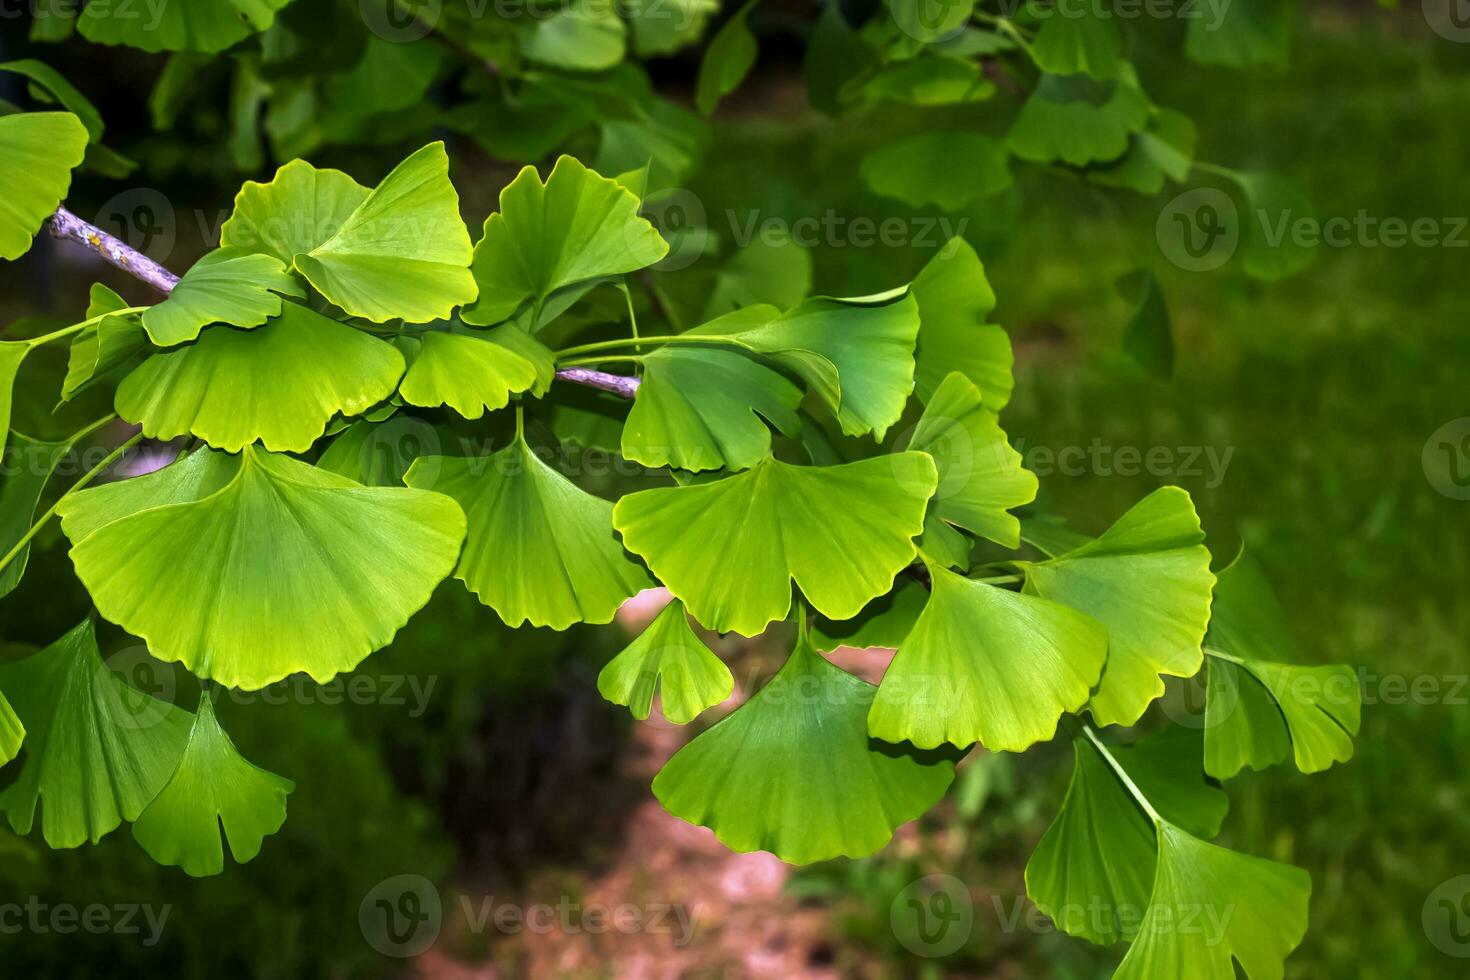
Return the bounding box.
[693,11,1469,978]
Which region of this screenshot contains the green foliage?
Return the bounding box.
[597,600,732,724]
[0,112,87,259]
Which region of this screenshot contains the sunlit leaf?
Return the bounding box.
[140,247,304,346]
[910,239,1012,410]
[1023,487,1215,727]
[220,158,370,265]
[132,695,294,877]
[614,453,935,635]
[0,619,192,848]
[59,284,147,404]
[0,112,88,260]
[653,635,958,863]
[59,446,466,690]
[294,142,478,323]
[597,600,733,724]
[463,155,668,327]
[520,2,626,71]
[397,325,555,419]
[405,433,653,629]
[117,301,406,453]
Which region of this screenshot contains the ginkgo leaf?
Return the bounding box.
[597,600,733,724]
[695,0,758,116]
[614,453,936,636]
[812,575,929,652]
[860,132,1011,210]
[869,565,1107,751]
[1185,0,1292,69]
[1115,822,1310,980]
[140,247,304,346]
[1088,108,1197,195]
[59,446,466,690]
[856,56,994,107]
[116,300,406,453]
[220,158,370,264]
[0,691,20,767]
[462,155,668,327]
[131,695,294,877]
[627,0,717,56]
[700,293,921,440]
[652,635,958,864]
[59,284,147,404]
[1117,269,1174,379]
[0,112,88,260]
[1234,171,1316,281]
[906,371,1036,548]
[0,619,193,848]
[78,0,292,53]
[622,319,803,472]
[910,239,1013,410]
[1025,727,1228,945]
[294,142,478,323]
[0,341,29,463]
[1008,71,1151,167]
[1204,551,1360,777]
[1023,487,1215,727]
[1030,4,1122,79]
[397,325,555,419]
[0,433,68,597]
[405,433,653,629]
[519,2,626,71]
[918,513,971,570]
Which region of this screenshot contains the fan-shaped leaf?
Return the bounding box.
[116,301,406,453]
[0,691,21,767]
[132,695,294,877]
[1204,551,1360,777]
[652,635,958,864]
[812,575,929,652]
[598,600,733,724]
[1025,728,1228,945]
[870,565,1107,751]
[1088,108,1197,195]
[614,453,936,636]
[1008,71,1151,167]
[405,433,652,629]
[910,239,1012,410]
[860,132,1011,210]
[1031,4,1122,78]
[78,0,292,53]
[463,155,668,327]
[1023,487,1215,727]
[59,446,466,690]
[1115,822,1310,979]
[140,247,304,346]
[695,0,758,116]
[59,284,147,404]
[220,158,370,264]
[0,112,88,260]
[398,325,555,419]
[293,142,477,323]
[907,371,1036,548]
[519,2,626,70]
[0,619,192,848]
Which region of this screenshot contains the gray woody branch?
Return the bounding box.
[45,206,641,398]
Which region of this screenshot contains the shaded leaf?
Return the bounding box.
[1008,71,1151,167]
[78,0,292,53]
[1031,3,1122,78]
[1088,108,1197,195]
[695,0,758,116]
[59,284,148,404]
[0,432,68,597]
[861,132,1011,211]
[398,325,555,419]
[1185,0,1293,69]
[812,575,929,652]
[1117,270,1174,380]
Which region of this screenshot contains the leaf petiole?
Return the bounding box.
[1079,722,1164,825]
[24,306,149,349]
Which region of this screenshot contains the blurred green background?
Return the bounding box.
[1,4,1467,978]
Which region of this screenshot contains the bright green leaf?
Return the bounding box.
[405,433,653,629]
[59,446,466,690]
[1114,822,1310,979]
[597,600,733,724]
[614,453,936,636]
[132,695,294,877]
[652,635,958,863]
[907,371,1036,548]
[0,112,88,260]
[117,301,406,453]
[220,158,370,265]
[294,142,478,323]
[398,325,555,419]
[1023,487,1215,727]
[463,155,668,327]
[910,239,1013,410]
[519,2,627,71]
[59,284,148,404]
[0,619,193,848]
[141,247,305,346]
[870,564,1106,751]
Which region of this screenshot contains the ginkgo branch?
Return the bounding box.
[43,205,643,400]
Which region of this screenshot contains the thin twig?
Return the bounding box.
[43,206,641,400]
